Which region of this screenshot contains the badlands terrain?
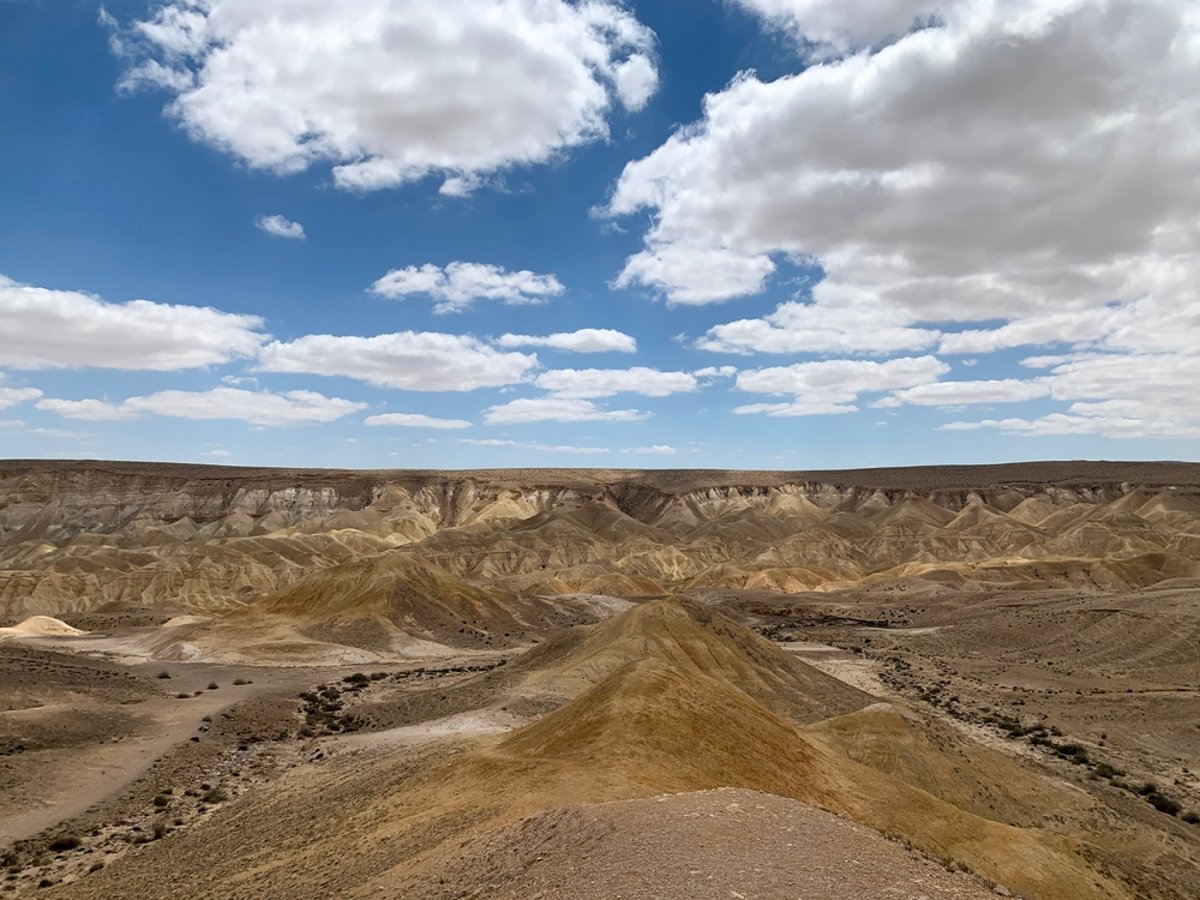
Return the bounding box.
[1,459,1199,898]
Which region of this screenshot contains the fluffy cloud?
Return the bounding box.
[533,367,697,399]
[364,413,472,429]
[0,274,265,370]
[876,379,1051,408]
[111,0,657,192]
[610,1,1200,323]
[495,329,636,353]
[483,397,646,425]
[256,214,305,239]
[698,285,939,355]
[39,388,365,426]
[602,0,1200,441]
[256,332,537,391]
[369,262,564,314]
[943,351,1200,437]
[735,356,948,416]
[733,0,939,53]
[0,375,41,410]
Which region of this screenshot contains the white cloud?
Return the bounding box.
[693,366,738,378]
[735,355,948,416]
[877,378,1051,408]
[623,444,677,455]
[255,214,305,240]
[612,242,775,305]
[943,351,1200,438]
[495,329,636,353]
[483,397,646,425]
[36,398,137,421]
[533,367,697,399]
[364,413,472,430]
[40,388,365,427]
[369,262,565,314]
[459,438,611,454]
[0,377,42,410]
[606,1,1200,333]
[202,449,233,458]
[111,0,657,192]
[734,0,940,54]
[255,332,537,391]
[0,274,266,370]
[698,282,940,355]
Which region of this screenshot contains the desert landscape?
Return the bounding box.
[0,459,1196,897]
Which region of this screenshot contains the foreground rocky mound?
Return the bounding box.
[2,460,1199,622]
[56,599,1153,900]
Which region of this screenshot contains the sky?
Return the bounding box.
[0,0,1198,471]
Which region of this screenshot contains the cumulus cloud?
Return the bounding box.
[0,374,42,410]
[698,286,939,355]
[602,0,1200,440]
[369,262,565,314]
[943,351,1200,438]
[483,397,646,425]
[609,1,1200,323]
[735,356,949,416]
[495,329,636,353]
[733,0,939,54]
[255,214,305,239]
[364,413,472,429]
[0,274,265,370]
[533,367,698,399]
[39,388,365,426]
[875,379,1052,408]
[110,0,658,192]
[624,444,677,455]
[256,332,537,391]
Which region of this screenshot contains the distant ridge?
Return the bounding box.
[3,458,1200,491]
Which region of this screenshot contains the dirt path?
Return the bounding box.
[1,679,264,845]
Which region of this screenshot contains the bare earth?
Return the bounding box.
[1,460,1198,898]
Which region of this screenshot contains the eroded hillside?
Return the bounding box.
[3,460,1199,624]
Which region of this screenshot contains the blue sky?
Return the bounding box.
[1,0,1197,469]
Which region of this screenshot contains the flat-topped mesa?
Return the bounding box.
[2,460,1199,620]
[2,459,1199,542]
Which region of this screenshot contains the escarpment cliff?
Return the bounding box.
[2,459,1199,618]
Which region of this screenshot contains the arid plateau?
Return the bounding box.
[2,459,1200,898]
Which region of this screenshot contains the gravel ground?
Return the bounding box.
[396,788,1003,900]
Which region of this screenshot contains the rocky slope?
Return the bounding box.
[2,460,1199,621]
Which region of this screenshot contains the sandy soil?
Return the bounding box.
[394,788,1001,899]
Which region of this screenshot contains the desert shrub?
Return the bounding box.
[1181,811,1200,825]
[157,671,171,679]
[1137,782,1158,796]
[201,788,228,804]
[1146,793,1182,816]
[48,834,81,852]
[207,682,219,691]
[343,672,369,685]
[232,678,251,685]
[153,794,170,808]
